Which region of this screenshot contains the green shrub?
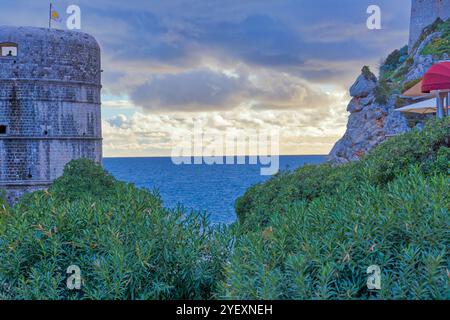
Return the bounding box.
[0,160,232,300]
[1,117,449,300]
[227,120,450,300]
[362,66,377,82]
[236,118,450,231]
[50,159,116,202]
[221,168,449,300]
[411,18,444,53]
[374,79,392,105]
[380,46,409,80]
[381,49,401,73]
[361,118,450,183]
[421,19,450,58]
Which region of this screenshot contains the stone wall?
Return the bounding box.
[409,0,450,50]
[0,26,102,202]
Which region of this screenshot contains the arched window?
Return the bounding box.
[0,42,18,57]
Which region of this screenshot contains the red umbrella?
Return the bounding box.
[421,62,450,93]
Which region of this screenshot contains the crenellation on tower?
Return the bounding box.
[0,26,102,203]
[409,0,450,51]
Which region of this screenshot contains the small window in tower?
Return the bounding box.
[0,43,18,57]
[0,125,7,134]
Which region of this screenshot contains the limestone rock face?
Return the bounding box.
[347,94,374,113]
[349,74,377,98]
[405,32,441,82]
[328,72,409,164]
[328,17,448,165]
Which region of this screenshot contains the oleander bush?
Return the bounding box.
[0,161,232,300]
[0,118,448,300]
[50,158,117,202]
[235,118,450,230]
[222,169,449,299]
[227,118,450,299]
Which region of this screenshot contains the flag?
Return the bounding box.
[49,0,61,27]
[51,0,61,22]
[51,10,61,22]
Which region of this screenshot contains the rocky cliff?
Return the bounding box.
[328,18,449,164]
[328,68,409,164]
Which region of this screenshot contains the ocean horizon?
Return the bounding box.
[103,155,326,224]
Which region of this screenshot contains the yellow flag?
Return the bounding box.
[50,0,60,22]
[51,10,61,22]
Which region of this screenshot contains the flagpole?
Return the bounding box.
[48,1,52,29]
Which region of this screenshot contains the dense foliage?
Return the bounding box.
[0,119,448,300]
[0,161,231,299]
[411,18,445,53]
[420,18,449,58]
[229,119,449,299]
[380,46,408,74]
[236,118,450,229]
[375,18,449,107]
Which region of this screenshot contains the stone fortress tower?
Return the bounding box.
[0,26,102,202]
[409,0,450,50]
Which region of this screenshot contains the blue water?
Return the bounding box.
[103,156,325,224]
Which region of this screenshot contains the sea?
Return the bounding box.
[103,155,326,224]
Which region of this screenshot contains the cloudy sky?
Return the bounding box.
[1,0,411,156]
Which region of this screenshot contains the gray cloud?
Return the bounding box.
[0,0,412,156]
[130,69,247,111]
[0,0,411,97]
[129,66,341,112]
